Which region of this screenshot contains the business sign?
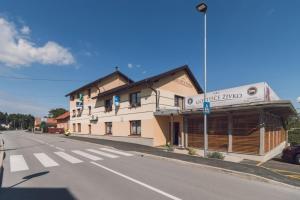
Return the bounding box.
[76,101,83,109]
[114,95,120,107]
[185,82,280,110]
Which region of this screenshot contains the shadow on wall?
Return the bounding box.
[0,188,76,200]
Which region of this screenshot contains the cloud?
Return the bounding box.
[297,97,300,103]
[20,25,30,34]
[128,63,133,68]
[0,18,75,67]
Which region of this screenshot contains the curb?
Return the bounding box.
[137,152,300,190]
[0,138,4,186]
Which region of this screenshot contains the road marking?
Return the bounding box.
[34,153,59,167]
[86,149,119,158]
[72,150,103,161]
[55,147,65,151]
[91,162,182,200]
[10,155,29,172]
[268,168,300,175]
[54,152,83,163]
[100,148,133,156]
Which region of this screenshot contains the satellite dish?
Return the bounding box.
[297,97,300,103]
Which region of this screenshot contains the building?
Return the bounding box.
[66,65,296,161]
[66,65,201,146]
[56,112,70,130]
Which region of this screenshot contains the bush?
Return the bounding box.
[166,142,174,152]
[187,147,197,155]
[207,152,224,160]
[288,130,300,146]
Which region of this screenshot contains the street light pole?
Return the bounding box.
[196,2,208,157]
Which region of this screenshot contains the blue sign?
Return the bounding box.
[114,95,120,107]
[203,101,210,115]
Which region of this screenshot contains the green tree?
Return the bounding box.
[48,108,68,118]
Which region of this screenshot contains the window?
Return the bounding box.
[105,122,112,134]
[72,110,76,117]
[73,123,76,132]
[105,98,113,112]
[70,95,74,101]
[130,120,141,135]
[76,93,80,98]
[88,124,91,134]
[88,106,92,115]
[87,89,91,98]
[77,109,81,117]
[77,123,81,132]
[174,95,184,110]
[129,92,141,107]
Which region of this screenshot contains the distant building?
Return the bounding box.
[56,112,70,130]
[46,118,57,127]
[34,117,41,128]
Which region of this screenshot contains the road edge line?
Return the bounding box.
[0,138,4,186]
[135,152,300,190]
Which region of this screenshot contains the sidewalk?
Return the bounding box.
[65,134,300,187]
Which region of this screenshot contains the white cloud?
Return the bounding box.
[297,97,300,103]
[0,18,75,67]
[128,63,133,68]
[20,25,30,34]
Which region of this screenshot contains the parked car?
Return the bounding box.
[281,145,300,164]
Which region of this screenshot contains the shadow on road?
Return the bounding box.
[0,187,76,200]
[9,171,49,188]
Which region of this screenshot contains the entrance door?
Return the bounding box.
[173,122,180,145]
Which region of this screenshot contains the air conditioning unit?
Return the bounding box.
[90,115,98,122]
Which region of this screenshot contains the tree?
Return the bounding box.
[48,108,68,118]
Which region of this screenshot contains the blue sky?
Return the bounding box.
[0,0,299,116]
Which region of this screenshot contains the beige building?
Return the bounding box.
[66,65,202,146]
[66,65,296,161]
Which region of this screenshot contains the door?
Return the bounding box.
[173,122,180,145]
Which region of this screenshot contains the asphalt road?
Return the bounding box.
[0,131,299,200]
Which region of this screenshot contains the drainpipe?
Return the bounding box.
[147,82,160,111]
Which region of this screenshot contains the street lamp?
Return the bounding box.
[196,2,208,157]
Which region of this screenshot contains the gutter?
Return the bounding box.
[147,81,160,111]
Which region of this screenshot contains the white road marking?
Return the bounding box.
[34,153,59,167]
[72,150,103,161]
[10,155,29,172]
[100,148,133,156]
[54,152,83,163]
[86,149,119,158]
[91,162,182,200]
[55,147,65,151]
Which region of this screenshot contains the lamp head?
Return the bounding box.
[196,3,207,13]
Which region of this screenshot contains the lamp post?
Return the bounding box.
[196,2,208,157]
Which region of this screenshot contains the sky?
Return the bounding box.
[0,0,299,117]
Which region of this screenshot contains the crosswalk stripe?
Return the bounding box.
[54,152,83,163]
[72,150,103,161]
[86,149,119,158]
[100,148,133,156]
[10,155,29,172]
[34,153,59,167]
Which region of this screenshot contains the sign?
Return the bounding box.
[114,95,120,107]
[185,82,280,110]
[203,101,210,115]
[76,101,83,109]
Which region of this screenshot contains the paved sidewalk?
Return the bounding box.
[65,135,300,187]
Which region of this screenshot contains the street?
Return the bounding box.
[0,131,299,200]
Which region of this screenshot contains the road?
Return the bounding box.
[0,131,299,200]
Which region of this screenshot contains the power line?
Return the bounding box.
[0,75,88,82]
